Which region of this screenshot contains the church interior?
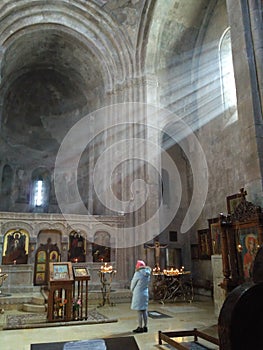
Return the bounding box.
[0,0,262,349]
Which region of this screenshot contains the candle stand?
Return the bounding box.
[98,264,116,307]
[152,268,193,303]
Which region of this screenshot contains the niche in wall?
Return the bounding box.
[2,228,29,265]
[68,230,86,262]
[92,231,111,262]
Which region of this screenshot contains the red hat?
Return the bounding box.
[136,260,146,269]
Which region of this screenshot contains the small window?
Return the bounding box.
[30,168,50,212]
[219,27,238,125]
[161,168,170,206]
[169,231,177,242]
[34,179,44,207]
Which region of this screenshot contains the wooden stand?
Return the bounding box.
[219,190,263,293]
[48,280,73,321]
[72,264,90,320]
[34,238,60,286]
[47,262,74,322]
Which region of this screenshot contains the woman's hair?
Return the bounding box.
[136,260,146,269]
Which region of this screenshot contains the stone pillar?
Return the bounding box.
[226,0,263,200]
[247,0,263,104]
[211,254,226,317]
[226,0,262,118]
[0,45,4,84]
[28,236,37,265]
[61,235,69,262]
[0,234,3,264]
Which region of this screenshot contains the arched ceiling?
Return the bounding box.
[0,0,134,155]
[0,0,212,157]
[144,0,211,74]
[1,28,101,93]
[1,28,103,152]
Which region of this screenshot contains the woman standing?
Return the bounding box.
[130,260,151,333]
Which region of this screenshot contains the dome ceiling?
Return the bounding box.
[1,28,104,152]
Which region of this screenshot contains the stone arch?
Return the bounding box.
[145,1,213,65]
[1,221,33,236]
[0,1,137,217]
[0,1,133,92]
[36,229,62,254]
[34,222,66,235]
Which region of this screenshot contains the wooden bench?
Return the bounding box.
[158,328,219,349]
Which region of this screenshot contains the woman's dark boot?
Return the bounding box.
[133,327,144,333]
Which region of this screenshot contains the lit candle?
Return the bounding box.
[14,260,16,265]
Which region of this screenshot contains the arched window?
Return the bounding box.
[161,168,170,206]
[1,164,13,196]
[219,27,238,125]
[30,168,50,212]
[1,164,14,211]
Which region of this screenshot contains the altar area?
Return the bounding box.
[0,211,133,310]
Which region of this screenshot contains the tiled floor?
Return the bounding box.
[0,298,219,350]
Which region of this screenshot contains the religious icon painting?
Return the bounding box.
[36,272,45,283]
[68,231,86,262]
[36,263,46,272]
[2,229,29,264]
[198,228,212,259]
[208,218,222,255]
[49,250,59,262]
[237,226,259,280]
[37,250,46,263]
[73,266,90,278]
[50,262,73,281]
[226,192,243,214]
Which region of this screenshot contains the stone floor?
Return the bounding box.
[0,296,219,350]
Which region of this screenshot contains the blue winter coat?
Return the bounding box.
[130,266,151,310]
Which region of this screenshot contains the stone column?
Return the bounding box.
[211,254,226,317]
[226,0,263,200]
[226,0,262,117]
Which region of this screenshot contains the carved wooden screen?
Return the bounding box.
[34,238,60,285]
[220,191,263,293]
